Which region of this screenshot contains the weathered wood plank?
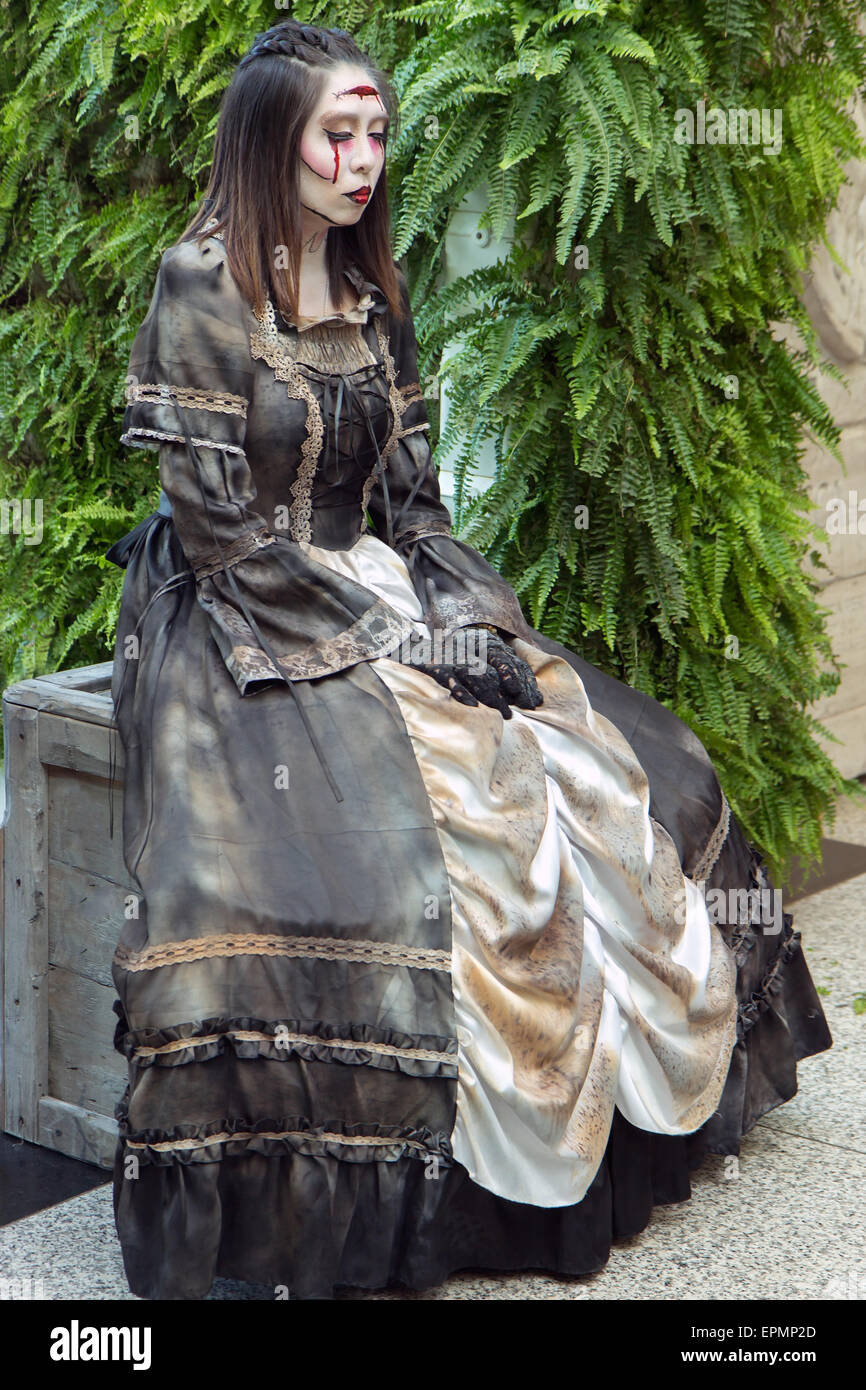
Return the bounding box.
[3,662,116,731]
[3,687,117,728]
[37,662,114,693]
[3,661,113,698]
[47,859,132,988]
[39,710,125,780]
[38,1096,118,1170]
[47,964,126,1114]
[2,702,49,1141]
[47,767,129,885]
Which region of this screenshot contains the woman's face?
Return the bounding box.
[298,61,389,229]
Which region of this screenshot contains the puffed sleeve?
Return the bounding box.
[366,269,537,643]
[119,240,418,692]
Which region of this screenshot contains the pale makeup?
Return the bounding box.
[296,61,389,317]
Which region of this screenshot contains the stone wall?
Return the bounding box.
[797,93,866,778]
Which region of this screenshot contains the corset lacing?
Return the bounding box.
[305,367,395,545]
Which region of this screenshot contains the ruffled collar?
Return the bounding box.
[281,263,389,333]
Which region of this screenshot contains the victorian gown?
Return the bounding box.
[105,227,832,1300]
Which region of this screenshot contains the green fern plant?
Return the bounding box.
[386,0,866,882]
[1,0,864,882]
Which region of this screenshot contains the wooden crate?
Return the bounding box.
[1,661,131,1169]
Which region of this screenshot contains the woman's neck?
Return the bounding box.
[300,221,328,271]
[296,222,350,318]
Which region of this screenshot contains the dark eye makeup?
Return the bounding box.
[324,130,387,145]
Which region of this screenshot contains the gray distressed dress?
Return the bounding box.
[106,230,831,1299]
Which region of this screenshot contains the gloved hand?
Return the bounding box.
[407,626,543,719]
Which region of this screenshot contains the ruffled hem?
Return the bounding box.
[737,921,802,1040]
[115,1094,453,1169]
[689,832,831,1155]
[113,1008,458,1081]
[112,1106,701,1299]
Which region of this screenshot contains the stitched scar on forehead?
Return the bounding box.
[335,85,384,106]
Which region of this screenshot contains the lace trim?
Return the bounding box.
[250,300,325,543]
[120,427,246,456]
[398,380,424,404]
[128,381,248,418]
[394,518,453,548]
[132,1030,455,1066]
[220,596,415,684]
[422,590,531,640]
[124,1128,436,1154]
[114,1104,454,1168]
[355,320,412,534]
[114,933,452,974]
[688,792,731,884]
[359,465,380,528]
[192,527,278,581]
[375,317,410,466]
[113,1011,458,1081]
[286,373,322,543]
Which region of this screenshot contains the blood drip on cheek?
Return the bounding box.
[332,141,340,184]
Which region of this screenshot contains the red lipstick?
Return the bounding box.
[345,186,371,204]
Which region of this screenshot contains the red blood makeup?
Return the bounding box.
[299,132,339,184]
[335,84,384,108]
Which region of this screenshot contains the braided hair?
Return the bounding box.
[238,19,366,73]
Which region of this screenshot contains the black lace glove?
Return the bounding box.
[407,626,543,719]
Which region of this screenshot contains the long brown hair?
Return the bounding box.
[179,19,405,323]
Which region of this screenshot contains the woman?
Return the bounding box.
[107,19,831,1300]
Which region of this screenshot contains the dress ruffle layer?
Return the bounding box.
[114,1010,458,1081]
[115,1112,700,1299]
[694,827,830,1152]
[114,1102,453,1169]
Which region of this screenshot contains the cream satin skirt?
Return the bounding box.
[301,534,738,1209]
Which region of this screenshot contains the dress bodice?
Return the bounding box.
[244,288,399,552]
[150,233,405,552]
